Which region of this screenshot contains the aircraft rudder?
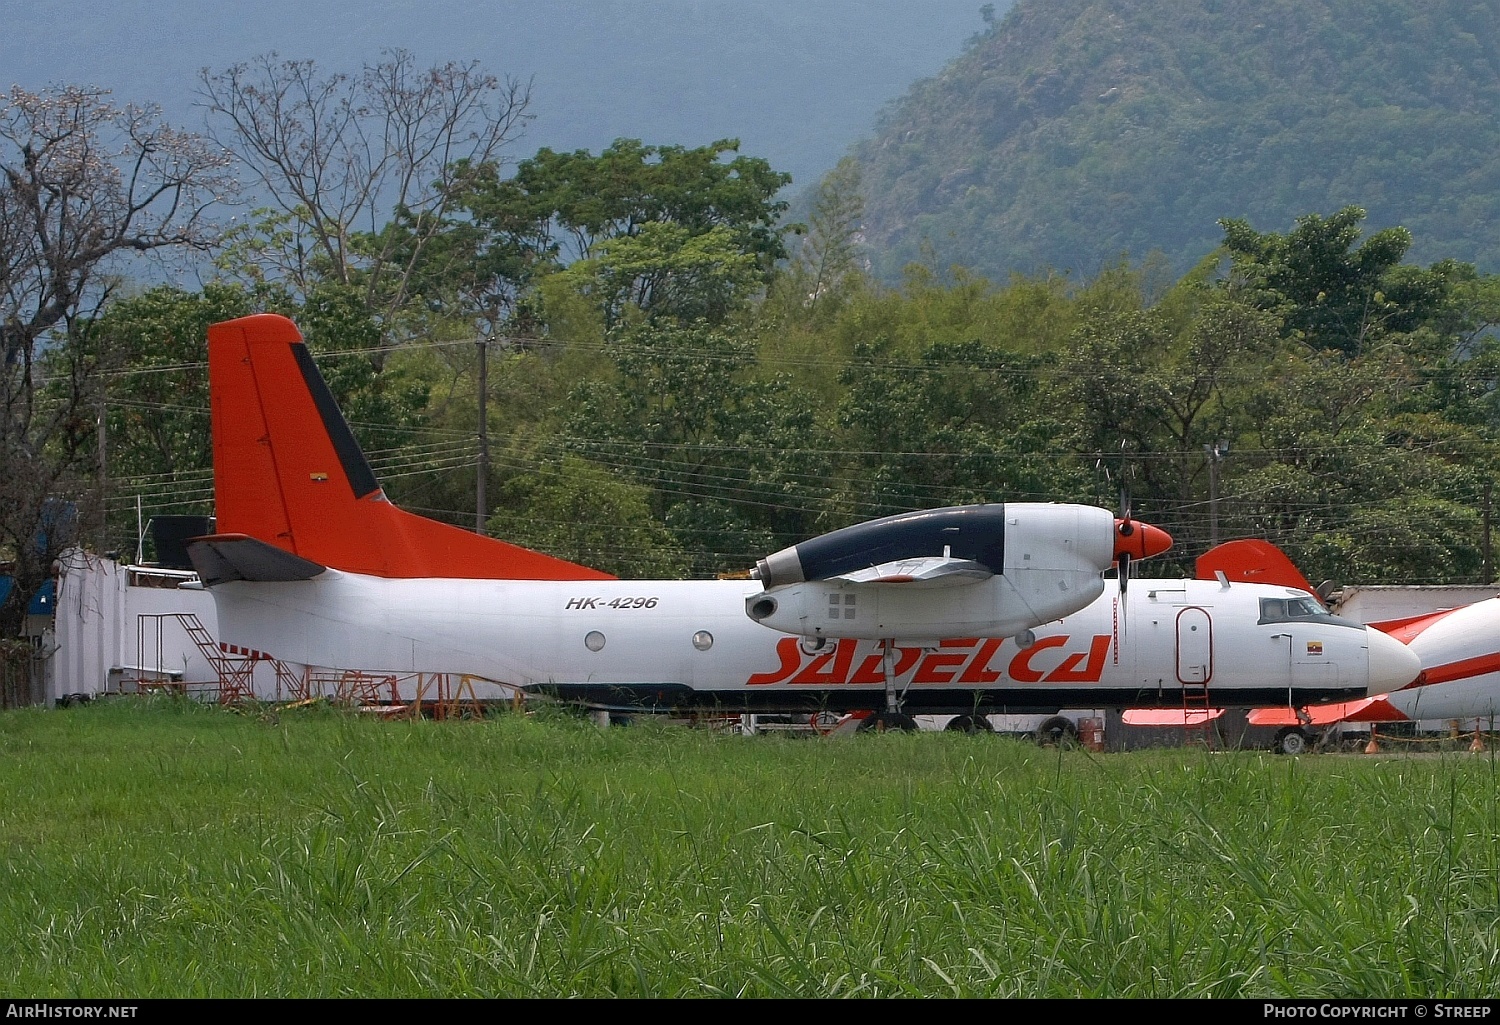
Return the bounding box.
[206,314,614,581]
[207,315,305,551]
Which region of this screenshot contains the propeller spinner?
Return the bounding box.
[1112,506,1172,595]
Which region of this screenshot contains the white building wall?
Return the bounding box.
[52,552,121,700]
[1334,585,1500,624]
[52,550,224,701]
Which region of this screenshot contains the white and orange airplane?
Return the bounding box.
[187,314,1420,718]
[1199,540,1500,744]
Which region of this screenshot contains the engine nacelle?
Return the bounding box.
[746,503,1140,642]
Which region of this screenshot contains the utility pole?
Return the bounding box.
[96,386,107,552]
[476,337,489,536]
[1484,480,1493,582]
[1204,440,1229,548]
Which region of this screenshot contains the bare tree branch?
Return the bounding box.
[0,84,234,643]
[198,50,533,349]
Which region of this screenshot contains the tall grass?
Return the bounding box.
[0,698,1496,997]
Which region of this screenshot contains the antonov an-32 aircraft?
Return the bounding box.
[187,315,1420,716]
[1201,540,1500,729]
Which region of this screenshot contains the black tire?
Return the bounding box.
[1034,716,1079,747]
[859,712,919,732]
[1273,727,1312,755]
[946,714,994,734]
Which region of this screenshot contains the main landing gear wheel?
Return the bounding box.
[1034,716,1079,747]
[945,715,994,734]
[1273,727,1313,756]
[859,712,919,732]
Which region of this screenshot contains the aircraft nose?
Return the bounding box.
[1113,519,1173,562]
[1365,628,1422,696]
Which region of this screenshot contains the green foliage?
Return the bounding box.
[771,155,868,326]
[1221,206,1462,356]
[496,138,793,270]
[558,222,763,330]
[1053,288,1282,547]
[441,138,794,334]
[851,0,1500,281]
[85,284,258,550]
[562,319,821,574]
[837,336,1087,515]
[489,455,688,578]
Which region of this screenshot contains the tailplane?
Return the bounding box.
[208,313,613,580]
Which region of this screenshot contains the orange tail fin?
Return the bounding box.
[208,313,613,580]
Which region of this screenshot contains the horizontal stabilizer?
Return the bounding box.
[188,533,327,586]
[833,556,992,587]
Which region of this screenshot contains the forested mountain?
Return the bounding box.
[851,0,1500,280]
[4,0,989,197]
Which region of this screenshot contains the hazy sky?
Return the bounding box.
[4,0,1000,190]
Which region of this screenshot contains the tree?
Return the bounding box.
[199,50,532,353]
[775,155,867,324]
[562,319,817,575]
[0,85,234,639]
[1053,287,1281,555]
[87,284,257,554]
[444,138,793,333]
[489,455,687,578]
[838,336,1086,518]
[1219,206,1461,357]
[494,138,792,268]
[556,222,762,331]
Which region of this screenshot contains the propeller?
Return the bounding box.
[1116,490,1134,597]
[1111,490,1173,642]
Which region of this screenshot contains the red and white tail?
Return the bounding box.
[206,313,613,581]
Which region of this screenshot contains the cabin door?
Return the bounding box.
[1176,607,1213,684]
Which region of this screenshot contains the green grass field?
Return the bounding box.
[1,698,1497,997]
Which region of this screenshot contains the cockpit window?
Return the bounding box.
[1258,596,1363,629]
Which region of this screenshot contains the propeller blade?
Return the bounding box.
[1120,551,1131,596]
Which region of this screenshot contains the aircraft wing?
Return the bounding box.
[1121,708,1224,727]
[187,533,327,586]
[832,556,992,587]
[1246,701,1378,727]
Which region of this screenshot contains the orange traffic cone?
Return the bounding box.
[1471,730,1485,753]
[1364,729,1381,755]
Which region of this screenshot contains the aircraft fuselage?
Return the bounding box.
[208,572,1416,714]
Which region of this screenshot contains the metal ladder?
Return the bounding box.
[1181,682,1216,749]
